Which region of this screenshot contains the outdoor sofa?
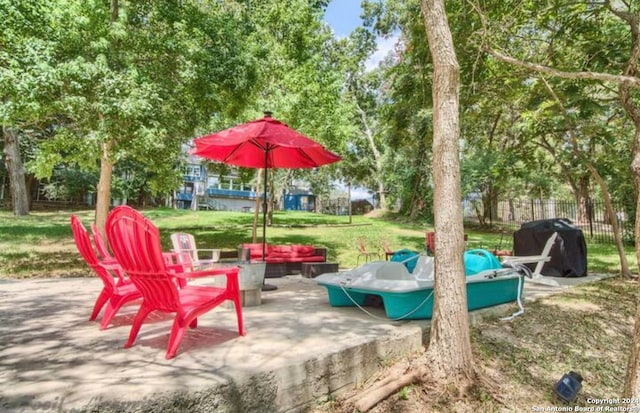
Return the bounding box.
[239,243,327,278]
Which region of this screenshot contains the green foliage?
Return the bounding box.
[41,167,97,202]
[0,0,61,125]
[472,0,636,229]
[4,0,261,195]
[196,0,355,202]
[2,0,359,212]
[4,0,639,230]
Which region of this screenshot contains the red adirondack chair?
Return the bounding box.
[105,205,244,359]
[91,222,127,284]
[91,223,113,261]
[70,215,142,330]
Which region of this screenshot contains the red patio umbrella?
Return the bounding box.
[191,112,341,279]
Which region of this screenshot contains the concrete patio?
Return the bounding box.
[0,273,611,413]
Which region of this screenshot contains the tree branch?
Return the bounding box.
[486,48,640,88]
[467,0,640,88]
[606,0,635,23]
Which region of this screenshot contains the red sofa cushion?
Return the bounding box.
[292,245,315,257]
[242,243,272,259]
[243,243,324,263]
[268,245,291,258]
[270,245,292,253]
[267,245,317,259]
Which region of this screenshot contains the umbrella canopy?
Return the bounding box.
[191,113,341,274]
[192,114,341,168]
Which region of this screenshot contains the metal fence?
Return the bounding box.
[463,198,634,244]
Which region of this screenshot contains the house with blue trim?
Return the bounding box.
[176,156,316,212]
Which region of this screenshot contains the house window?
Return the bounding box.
[184,165,201,179]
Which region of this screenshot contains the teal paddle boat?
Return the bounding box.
[315,253,525,320]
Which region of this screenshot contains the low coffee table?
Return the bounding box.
[301,262,339,278]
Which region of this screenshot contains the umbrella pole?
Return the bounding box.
[262,167,268,260]
[262,151,277,291]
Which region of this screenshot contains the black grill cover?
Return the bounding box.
[513,218,587,277]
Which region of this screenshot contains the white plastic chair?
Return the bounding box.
[502,232,559,286]
[170,232,220,270]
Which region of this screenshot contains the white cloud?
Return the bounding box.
[365,34,400,71]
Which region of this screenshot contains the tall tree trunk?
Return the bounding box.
[408,171,424,219]
[576,177,590,224]
[481,184,498,226]
[625,300,640,400]
[587,165,632,276]
[422,0,475,388]
[95,1,120,230]
[314,194,322,213]
[623,96,640,402]
[3,127,29,216]
[622,93,640,275]
[354,4,476,410]
[348,182,353,224]
[356,103,387,209]
[95,140,114,230]
[408,150,428,218]
[490,186,499,223]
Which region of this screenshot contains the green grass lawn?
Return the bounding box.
[0,208,634,278]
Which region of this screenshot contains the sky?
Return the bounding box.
[324,0,364,37]
[323,0,398,71]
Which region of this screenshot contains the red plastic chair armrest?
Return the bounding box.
[173,267,240,280]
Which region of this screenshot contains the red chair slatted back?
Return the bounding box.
[381,239,392,254]
[356,237,368,253]
[70,215,116,292]
[106,206,180,312]
[91,223,113,260]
